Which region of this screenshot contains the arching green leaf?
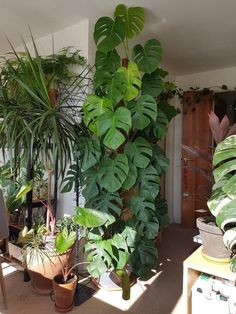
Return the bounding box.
[132,39,162,74]
[122,162,138,190]
[55,229,76,254]
[98,154,129,192]
[139,165,160,199]
[94,16,125,53]
[94,70,127,105]
[117,61,141,101]
[97,107,131,150]
[83,95,113,134]
[152,108,169,140]
[78,137,101,171]
[74,207,108,227]
[95,50,121,72]
[152,145,169,175]
[81,168,99,201]
[124,137,152,168]
[86,191,122,223]
[141,69,164,97]
[114,4,145,39]
[128,95,157,130]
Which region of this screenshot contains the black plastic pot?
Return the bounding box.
[196,216,231,262]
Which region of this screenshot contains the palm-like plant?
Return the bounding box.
[0,33,89,234]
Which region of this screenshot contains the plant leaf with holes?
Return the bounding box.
[128,95,157,130]
[132,39,162,74]
[117,61,141,101]
[98,154,129,192]
[78,137,101,171]
[94,70,127,105]
[95,50,121,72]
[139,165,160,199]
[81,168,99,201]
[122,162,138,190]
[94,16,125,53]
[114,4,144,39]
[83,95,113,134]
[141,69,164,97]
[124,137,152,168]
[97,107,131,150]
[152,145,169,175]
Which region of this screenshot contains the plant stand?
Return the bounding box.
[183,246,236,314]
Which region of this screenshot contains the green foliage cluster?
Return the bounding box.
[75,4,179,278]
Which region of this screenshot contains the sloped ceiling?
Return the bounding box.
[0,0,236,75]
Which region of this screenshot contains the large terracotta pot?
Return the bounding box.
[53,273,77,313]
[26,236,68,294]
[196,216,231,262]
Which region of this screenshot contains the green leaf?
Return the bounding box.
[222,175,236,199]
[124,137,152,168]
[130,196,159,239]
[98,154,129,192]
[151,108,169,140]
[86,191,122,222]
[114,5,145,39]
[122,162,138,190]
[83,95,113,134]
[230,254,236,273]
[223,228,236,253]
[139,165,160,199]
[15,180,33,201]
[97,107,131,150]
[94,70,127,106]
[55,229,76,254]
[152,145,169,175]
[214,160,236,183]
[207,187,230,218]
[130,238,158,277]
[213,149,236,168]
[95,50,121,72]
[141,69,164,97]
[81,168,99,201]
[157,101,180,122]
[94,16,125,53]
[74,207,108,227]
[78,137,101,171]
[215,199,236,231]
[128,95,157,130]
[122,226,137,248]
[117,61,141,101]
[132,39,162,74]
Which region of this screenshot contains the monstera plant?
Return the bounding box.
[63,4,179,282]
[207,135,236,271]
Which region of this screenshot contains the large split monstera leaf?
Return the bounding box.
[127,95,157,130]
[114,4,144,39]
[83,95,113,134]
[94,70,127,105]
[139,165,160,199]
[81,168,100,201]
[141,69,164,97]
[97,107,131,150]
[132,39,162,74]
[95,50,121,73]
[117,61,141,101]
[209,135,236,272]
[77,137,101,171]
[124,137,152,168]
[130,196,159,239]
[94,16,125,53]
[98,154,129,192]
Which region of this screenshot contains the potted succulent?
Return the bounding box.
[62,3,179,296]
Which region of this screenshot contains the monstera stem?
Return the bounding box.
[116,269,131,300]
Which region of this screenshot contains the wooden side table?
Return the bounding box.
[183,246,236,314]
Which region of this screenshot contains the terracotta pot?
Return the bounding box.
[26,240,68,294]
[196,216,231,262]
[53,273,77,313]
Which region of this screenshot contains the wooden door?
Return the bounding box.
[181,91,213,228]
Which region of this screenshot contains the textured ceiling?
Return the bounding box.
[0,0,236,75]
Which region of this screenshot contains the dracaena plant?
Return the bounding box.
[63,4,179,281]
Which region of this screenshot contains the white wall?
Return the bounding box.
[166,66,236,224]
